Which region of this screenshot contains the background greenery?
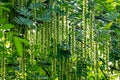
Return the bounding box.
[0,0,120,80]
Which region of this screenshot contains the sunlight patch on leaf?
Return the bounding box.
[105,0,113,3]
[54,77,58,80]
[102,22,113,30]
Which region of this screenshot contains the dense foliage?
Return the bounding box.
[0,0,120,80]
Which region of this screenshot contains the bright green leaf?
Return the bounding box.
[0,24,14,29]
[102,22,113,30]
[54,77,58,80]
[13,36,23,56]
[13,36,29,56]
[105,0,113,3]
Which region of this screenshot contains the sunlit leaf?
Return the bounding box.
[0,24,14,29]
[54,77,58,80]
[13,36,30,56]
[102,22,113,30]
[105,0,113,3]
[13,36,23,56]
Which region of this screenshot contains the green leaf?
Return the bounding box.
[13,36,23,56]
[0,2,11,6]
[0,31,3,38]
[54,77,58,80]
[0,6,10,12]
[15,17,34,26]
[29,2,43,9]
[17,8,32,17]
[0,18,7,24]
[13,36,29,56]
[102,22,113,30]
[19,38,30,46]
[14,17,24,25]
[105,0,113,3]
[0,24,14,29]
